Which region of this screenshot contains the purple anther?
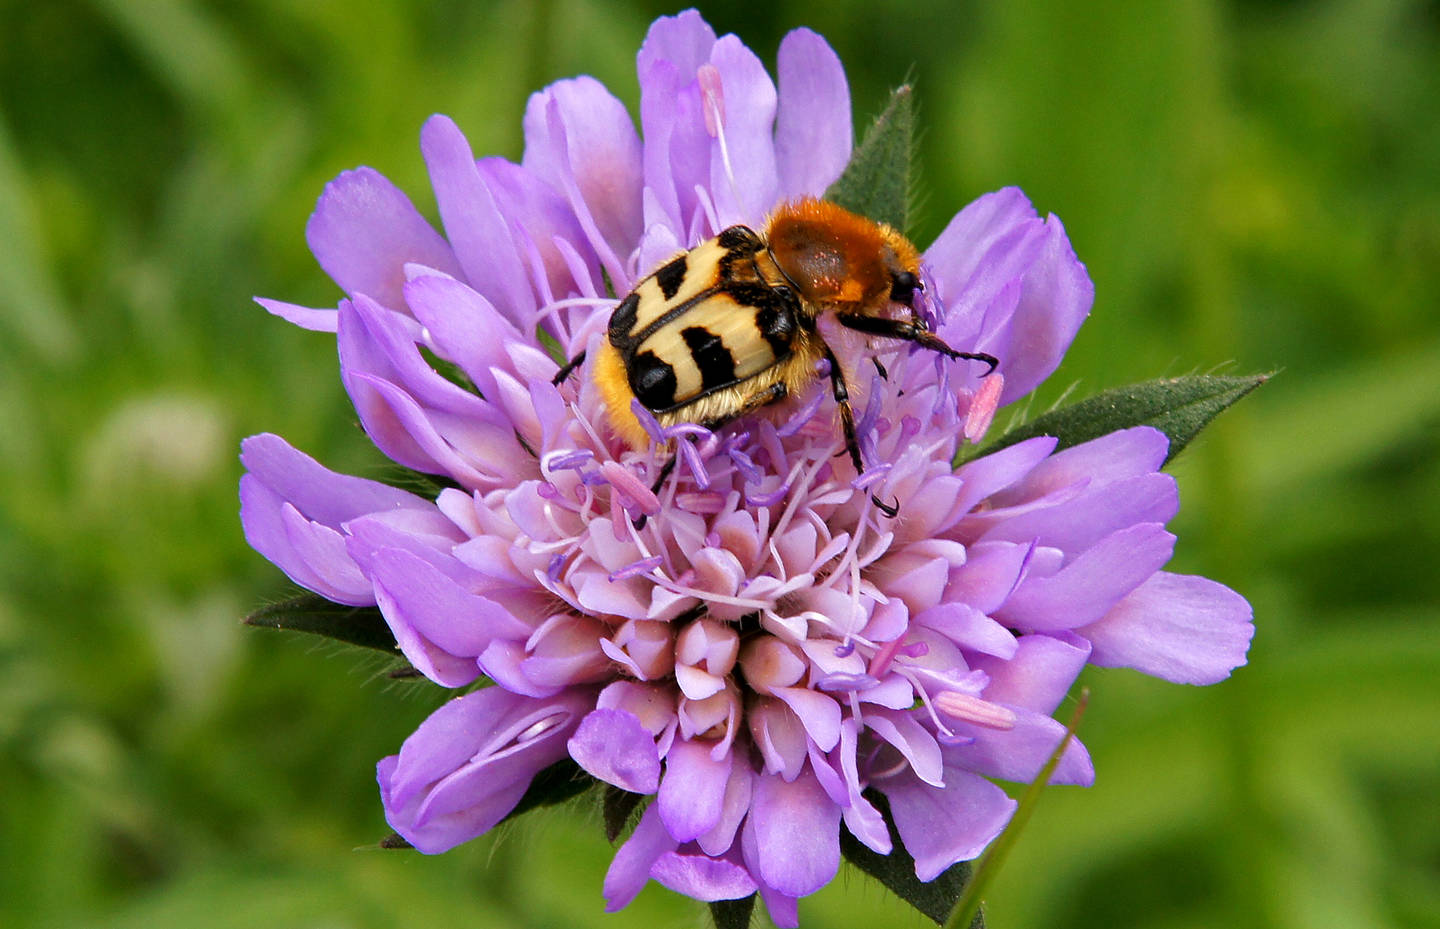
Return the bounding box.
[776,388,825,437]
[631,399,666,444]
[537,482,560,499]
[900,641,930,658]
[608,554,664,583]
[546,553,565,583]
[936,730,977,746]
[704,531,722,549]
[543,448,594,472]
[728,446,762,484]
[677,437,710,489]
[745,480,791,507]
[833,640,857,658]
[815,673,880,692]
[850,462,892,491]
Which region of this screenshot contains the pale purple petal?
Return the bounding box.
[942,707,1095,786]
[1079,572,1254,684]
[774,28,850,198]
[254,297,338,332]
[706,36,779,227]
[239,432,432,526]
[420,115,535,327]
[659,738,733,841]
[604,803,677,911]
[997,524,1177,631]
[745,772,840,897]
[380,688,588,853]
[305,166,463,310]
[969,633,1091,716]
[881,763,1016,881]
[568,708,661,793]
[651,851,757,901]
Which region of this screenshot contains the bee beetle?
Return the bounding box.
[554,198,997,504]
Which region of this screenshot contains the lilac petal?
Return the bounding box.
[880,763,1017,881]
[254,297,338,332]
[368,547,532,657]
[605,803,678,911]
[836,720,891,854]
[637,9,716,79]
[420,115,535,327]
[696,758,753,856]
[380,688,588,853]
[305,166,463,311]
[401,271,526,400]
[651,851,757,901]
[477,156,603,303]
[745,772,841,897]
[639,59,708,238]
[568,708,661,793]
[660,740,732,842]
[706,35,779,227]
[988,213,1094,404]
[346,294,495,418]
[978,473,1179,553]
[374,579,482,688]
[240,469,373,605]
[969,633,1091,716]
[952,435,1057,517]
[943,706,1095,786]
[996,523,1177,632]
[771,686,841,752]
[945,540,1035,615]
[239,432,432,527]
[865,709,944,787]
[1079,572,1254,684]
[774,28,850,198]
[478,640,562,699]
[989,426,1169,507]
[925,187,1040,303]
[933,213,1048,358]
[914,601,1018,659]
[523,78,643,287]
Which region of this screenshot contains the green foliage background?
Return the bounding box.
[2,1,1437,926]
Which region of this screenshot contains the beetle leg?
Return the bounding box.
[551,350,587,386]
[827,347,901,519]
[834,313,998,375]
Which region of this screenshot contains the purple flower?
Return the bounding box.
[240,11,1253,925]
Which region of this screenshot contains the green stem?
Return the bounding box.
[944,687,1091,929]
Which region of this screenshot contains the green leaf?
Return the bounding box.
[839,791,982,926]
[602,786,645,843]
[825,85,915,232]
[709,895,756,929]
[243,593,398,653]
[501,759,595,822]
[977,373,1270,466]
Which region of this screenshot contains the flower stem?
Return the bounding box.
[944,687,1091,929]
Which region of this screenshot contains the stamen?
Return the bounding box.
[542,448,594,473]
[899,641,930,658]
[537,482,560,500]
[745,478,791,507]
[675,491,726,514]
[631,399,666,446]
[815,672,880,692]
[776,387,825,437]
[728,445,762,484]
[833,640,857,658]
[599,460,661,515]
[677,437,710,489]
[546,553,566,583]
[850,462,892,491]
[609,554,664,583]
[964,371,1005,443]
[934,691,1018,731]
[696,64,740,213]
[867,635,907,679]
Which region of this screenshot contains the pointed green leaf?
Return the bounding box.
[602,785,645,843]
[978,373,1270,466]
[244,593,397,652]
[825,85,915,231]
[839,791,983,926]
[501,759,595,823]
[709,894,756,929]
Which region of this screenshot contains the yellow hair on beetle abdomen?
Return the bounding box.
[593,341,651,451]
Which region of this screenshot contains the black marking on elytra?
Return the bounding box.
[654,254,688,300]
[682,326,737,392]
[629,350,677,409]
[717,225,762,250]
[754,302,797,358]
[608,293,640,347]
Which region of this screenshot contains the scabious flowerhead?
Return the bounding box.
[240,11,1253,926]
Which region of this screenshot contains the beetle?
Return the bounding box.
[554,197,997,509]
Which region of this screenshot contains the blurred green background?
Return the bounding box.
[2,0,1437,927]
